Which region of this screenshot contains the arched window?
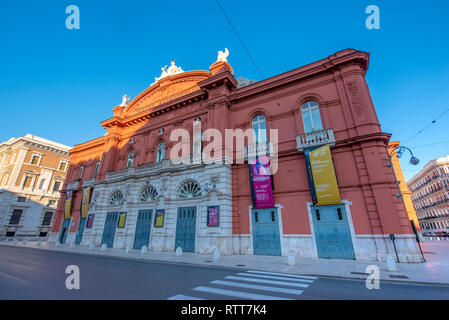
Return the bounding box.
[127,150,134,168]
[110,191,124,205]
[178,181,202,198]
[252,114,267,144]
[140,186,158,202]
[301,101,323,133]
[156,142,165,162]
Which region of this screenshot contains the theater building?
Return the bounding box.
[50,49,422,262]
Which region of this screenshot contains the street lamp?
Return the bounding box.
[387,144,420,199]
[388,145,420,166]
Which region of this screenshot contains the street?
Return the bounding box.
[1,245,448,300]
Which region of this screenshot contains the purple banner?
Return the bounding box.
[251,155,274,208]
[207,206,220,227]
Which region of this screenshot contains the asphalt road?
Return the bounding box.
[1,245,449,300]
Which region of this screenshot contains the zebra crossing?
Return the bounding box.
[167,270,317,300]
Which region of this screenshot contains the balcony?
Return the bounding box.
[296,129,335,152]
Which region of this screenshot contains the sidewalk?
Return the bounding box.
[2,239,449,286]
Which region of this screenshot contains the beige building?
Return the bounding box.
[0,134,71,239]
[407,156,449,234]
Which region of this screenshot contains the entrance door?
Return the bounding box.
[252,208,282,256]
[75,217,87,245]
[311,204,355,260]
[133,209,153,250]
[174,207,196,253]
[101,212,118,248]
[59,218,71,244]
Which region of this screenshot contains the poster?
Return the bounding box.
[64,190,72,219]
[307,144,341,205]
[117,212,127,228]
[86,214,95,228]
[81,186,92,218]
[207,206,220,227]
[154,209,165,227]
[249,155,274,209]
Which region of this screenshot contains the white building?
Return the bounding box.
[407,156,449,234]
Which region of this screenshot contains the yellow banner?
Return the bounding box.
[309,144,341,205]
[64,190,72,219]
[118,212,127,228]
[81,187,92,218]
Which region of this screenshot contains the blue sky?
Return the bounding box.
[1,0,448,180]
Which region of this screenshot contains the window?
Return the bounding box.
[42,211,53,226]
[140,186,158,202]
[59,161,67,171]
[78,165,84,179]
[178,181,202,198]
[301,101,323,133]
[23,176,33,188]
[156,142,165,162]
[17,196,26,202]
[110,191,125,205]
[252,114,267,144]
[53,181,61,191]
[127,150,134,168]
[30,155,41,165]
[38,179,46,190]
[9,209,22,225]
[94,160,101,178]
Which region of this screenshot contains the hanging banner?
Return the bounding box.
[306,144,341,205]
[86,214,95,228]
[249,155,274,209]
[64,190,73,219]
[154,209,165,228]
[81,186,92,218]
[207,205,220,227]
[117,212,127,228]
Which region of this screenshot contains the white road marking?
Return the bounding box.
[237,272,314,283]
[193,286,292,300]
[225,275,309,288]
[246,270,318,280]
[211,280,303,295]
[167,294,205,300]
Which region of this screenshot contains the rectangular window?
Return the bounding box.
[17,196,26,202]
[42,211,53,226]
[59,161,67,171]
[53,181,61,191]
[78,166,84,179]
[94,160,101,178]
[10,209,22,225]
[23,176,32,188]
[31,155,40,165]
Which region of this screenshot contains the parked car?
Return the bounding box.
[437,231,448,237]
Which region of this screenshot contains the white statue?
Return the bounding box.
[217,48,229,62]
[155,60,184,82]
[120,94,131,106]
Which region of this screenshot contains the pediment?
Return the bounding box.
[124,70,210,117]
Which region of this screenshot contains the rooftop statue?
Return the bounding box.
[217,48,229,62]
[155,59,184,82]
[120,94,131,107]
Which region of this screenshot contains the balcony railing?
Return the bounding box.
[296,129,335,152]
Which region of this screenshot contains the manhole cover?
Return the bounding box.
[389,275,409,279]
[236,264,246,267]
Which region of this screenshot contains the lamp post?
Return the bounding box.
[387,145,420,200]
